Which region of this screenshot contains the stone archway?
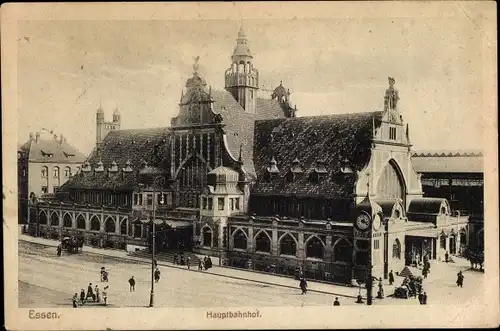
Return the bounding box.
[376,159,407,205]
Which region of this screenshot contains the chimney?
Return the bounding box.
[29,132,34,141]
[59,134,64,145]
[35,132,40,143]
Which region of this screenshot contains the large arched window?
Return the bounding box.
[203,227,212,247]
[39,211,47,225]
[392,238,401,259]
[50,212,59,226]
[255,231,271,253]
[133,221,142,238]
[233,229,247,250]
[279,234,297,256]
[41,166,48,178]
[376,160,406,203]
[76,214,85,229]
[104,217,116,233]
[120,219,128,235]
[63,214,73,228]
[333,238,352,263]
[90,216,101,231]
[306,236,324,259]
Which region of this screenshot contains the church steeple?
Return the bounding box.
[225,22,259,113]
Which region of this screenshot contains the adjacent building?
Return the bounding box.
[18,131,87,223]
[28,25,476,285]
[411,150,484,253]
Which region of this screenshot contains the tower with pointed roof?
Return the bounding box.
[224,24,259,113]
[96,103,121,149]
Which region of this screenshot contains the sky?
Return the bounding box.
[17,11,488,155]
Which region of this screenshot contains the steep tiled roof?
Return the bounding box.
[19,136,86,163]
[61,127,171,191]
[411,150,483,173]
[251,111,383,198]
[212,90,287,175]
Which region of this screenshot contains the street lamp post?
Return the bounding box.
[149,176,165,308]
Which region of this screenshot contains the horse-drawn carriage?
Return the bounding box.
[61,236,83,254]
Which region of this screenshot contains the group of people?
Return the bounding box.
[73,282,108,307]
[173,253,191,268]
[198,256,212,271]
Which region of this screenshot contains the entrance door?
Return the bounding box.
[449,236,456,255]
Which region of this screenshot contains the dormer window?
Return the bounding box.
[140,160,148,169]
[310,160,328,183]
[340,158,353,174]
[95,161,104,172]
[109,161,118,172]
[265,156,280,182]
[63,151,74,159]
[288,158,303,182]
[41,150,53,158]
[123,160,133,173]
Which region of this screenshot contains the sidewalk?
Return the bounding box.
[19,235,362,298]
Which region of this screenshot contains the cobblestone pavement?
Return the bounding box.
[18,236,483,308]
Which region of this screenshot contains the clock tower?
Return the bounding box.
[351,176,384,298]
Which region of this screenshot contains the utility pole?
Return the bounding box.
[149,176,165,308]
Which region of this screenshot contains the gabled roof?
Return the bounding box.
[251,111,383,198]
[61,127,171,191]
[411,150,483,173]
[212,90,287,175]
[19,136,87,164]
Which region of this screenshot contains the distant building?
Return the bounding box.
[29,26,470,285]
[18,131,87,223]
[412,150,484,253]
[96,104,121,149]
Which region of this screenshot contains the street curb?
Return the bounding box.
[20,238,360,299]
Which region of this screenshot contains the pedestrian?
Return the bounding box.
[299,278,307,294]
[422,267,428,279]
[129,276,135,292]
[86,283,94,301]
[388,270,394,285]
[154,268,161,283]
[173,253,178,265]
[187,256,191,270]
[377,278,384,299]
[198,259,203,271]
[418,292,424,304]
[80,289,86,305]
[95,285,100,303]
[102,286,108,306]
[422,292,428,305]
[72,293,79,308]
[57,244,62,257]
[180,253,185,265]
[456,271,464,287]
[445,251,449,263]
[333,297,340,306]
[154,258,158,268]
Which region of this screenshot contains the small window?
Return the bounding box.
[208,197,213,210]
[202,197,208,210]
[138,194,143,205]
[134,194,138,205]
[53,186,59,193]
[235,198,240,210]
[218,197,225,210]
[389,127,397,140]
[41,186,48,194]
[374,239,380,250]
[64,167,72,177]
[147,194,153,206]
[230,198,234,211]
[53,167,60,178]
[41,167,48,178]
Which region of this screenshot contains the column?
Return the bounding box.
[324,235,332,261]
[297,231,305,263]
[271,227,278,256]
[248,226,254,252]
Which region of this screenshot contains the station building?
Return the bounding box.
[28,26,473,284]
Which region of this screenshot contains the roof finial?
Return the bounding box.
[193,55,200,74]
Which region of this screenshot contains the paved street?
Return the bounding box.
[18,239,484,308]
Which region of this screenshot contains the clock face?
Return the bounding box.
[373,214,382,231]
[355,214,371,231]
